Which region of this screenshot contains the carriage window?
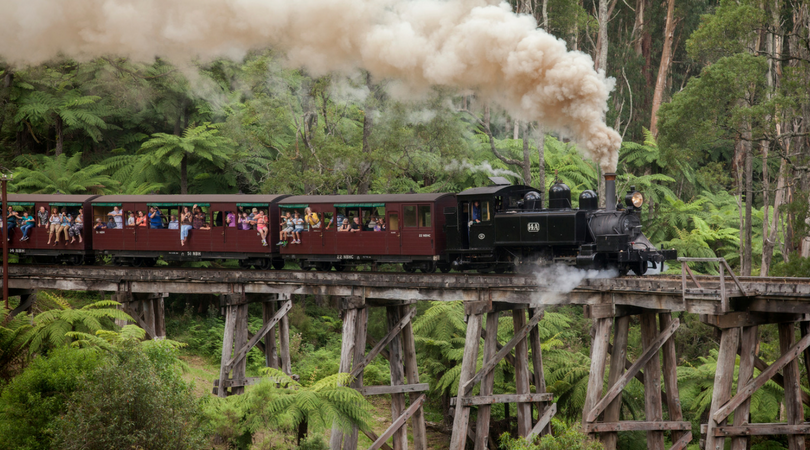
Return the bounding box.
[404,206,417,227]
[92,205,122,228]
[388,212,399,231]
[481,201,491,222]
[418,205,431,227]
[323,212,334,230]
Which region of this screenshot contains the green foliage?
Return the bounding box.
[498,419,604,450]
[0,307,31,381]
[52,344,207,450]
[297,434,329,450]
[11,152,116,194]
[770,256,810,278]
[0,346,102,450]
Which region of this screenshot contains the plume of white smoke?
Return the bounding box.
[447,159,522,182]
[531,264,618,307]
[0,0,621,171]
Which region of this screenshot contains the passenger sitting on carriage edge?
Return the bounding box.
[20,211,35,241]
[69,209,84,244]
[57,210,71,245]
[291,212,304,244]
[47,208,60,245]
[108,206,123,229]
[6,206,20,240]
[149,207,163,229]
[277,211,294,246]
[256,210,269,246]
[180,207,193,246]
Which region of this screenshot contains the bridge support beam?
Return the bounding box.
[581,306,691,450]
[113,291,166,340]
[213,293,293,397]
[702,313,809,450]
[331,298,427,450]
[449,302,555,450]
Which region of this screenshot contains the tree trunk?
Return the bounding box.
[357,74,375,195]
[649,0,677,138]
[55,115,64,156]
[633,0,645,55]
[762,157,787,275]
[542,0,548,29]
[596,0,609,72]
[180,154,188,195]
[522,122,531,185]
[743,127,753,276]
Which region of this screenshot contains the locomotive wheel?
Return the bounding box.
[258,259,272,270]
[67,255,84,266]
[272,260,286,270]
[238,259,252,269]
[631,261,648,276]
[332,262,345,272]
[438,263,451,273]
[493,266,506,274]
[315,262,332,272]
[402,263,416,273]
[130,258,145,268]
[419,262,437,273]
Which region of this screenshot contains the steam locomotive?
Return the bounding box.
[5,174,675,275]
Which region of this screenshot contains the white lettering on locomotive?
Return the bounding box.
[527,222,540,232]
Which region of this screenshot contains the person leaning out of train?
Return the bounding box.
[69,209,84,244]
[471,201,482,223]
[108,206,123,229]
[247,208,259,229]
[37,206,48,228]
[180,207,193,246]
[126,211,135,226]
[366,215,377,231]
[290,212,304,244]
[350,216,362,232]
[6,206,21,240]
[277,211,294,246]
[47,208,61,245]
[149,207,163,229]
[238,212,250,230]
[19,211,35,241]
[226,211,236,228]
[135,210,147,227]
[168,215,179,230]
[304,207,320,229]
[338,217,351,232]
[94,218,106,231]
[374,217,385,231]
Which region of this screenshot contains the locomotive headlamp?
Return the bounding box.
[625,191,644,208]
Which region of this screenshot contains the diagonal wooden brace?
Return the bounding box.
[527,402,557,441]
[461,309,544,396]
[712,330,810,424]
[350,306,416,380]
[367,394,426,450]
[585,317,679,423]
[223,300,291,373]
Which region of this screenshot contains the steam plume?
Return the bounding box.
[531,264,617,307]
[0,0,621,171]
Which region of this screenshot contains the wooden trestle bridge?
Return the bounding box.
[4,259,810,450]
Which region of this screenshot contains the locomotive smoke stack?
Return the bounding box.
[604,173,616,212]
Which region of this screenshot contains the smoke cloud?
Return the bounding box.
[531,264,618,307]
[0,0,621,171]
[447,159,523,182]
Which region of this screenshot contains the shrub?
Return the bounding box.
[498,419,604,450]
[0,346,101,450]
[52,345,207,450]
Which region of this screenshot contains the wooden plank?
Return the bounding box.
[361,429,392,450]
[702,312,810,329]
[223,300,291,373]
[367,394,426,450]
[528,306,549,437]
[659,313,686,447]
[801,322,810,398]
[349,307,417,380]
[345,306,368,450]
[461,309,544,396]
[712,329,810,424]
[279,296,292,375]
[779,323,805,450]
[399,305,427,450]
[527,402,557,441]
[731,325,758,450]
[263,301,279,369]
[513,309,532,437]
[705,327,739,450]
[640,312,665,450]
[479,327,516,366]
[231,304,250,396]
[585,317,679,423]
[582,318,612,428]
[386,306,407,450]
[451,393,553,406]
[753,355,810,407]
[448,313,483,450]
[356,384,429,396]
[584,421,692,432]
[474,311,499,450]
[217,304,238,398]
[154,296,166,338]
[669,431,693,450]
[601,315,629,450]
[330,307,358,450]
[714,423,810,436]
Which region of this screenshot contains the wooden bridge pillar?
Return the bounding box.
[449,302,555,450]
[581,306,691,450]
[113,291,166,339]
[331,298,428,450]
[214,292,292,397]
[701,312,810,450]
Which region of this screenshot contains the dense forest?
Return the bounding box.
[1,0,810,449]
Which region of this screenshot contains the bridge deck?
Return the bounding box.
[4,265,810,314]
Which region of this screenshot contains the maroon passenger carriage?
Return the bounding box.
[6,194,98,264]
[277,194,456,272]
[90,195,288,268]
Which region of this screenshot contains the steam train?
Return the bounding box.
[4,174,675,275]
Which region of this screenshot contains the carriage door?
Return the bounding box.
[386,206,401,255]
[468,199,494,250]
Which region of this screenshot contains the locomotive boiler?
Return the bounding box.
[443,174,676,275]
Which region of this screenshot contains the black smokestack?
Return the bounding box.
[604,173,616,212]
